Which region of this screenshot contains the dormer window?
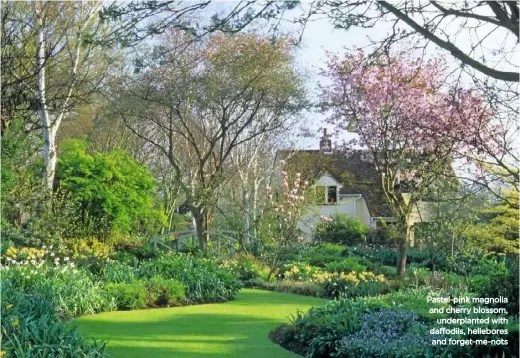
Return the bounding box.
[327,186,337,203]
[316,185,338,204]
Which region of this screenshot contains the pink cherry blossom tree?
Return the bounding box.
[323,50,496,275]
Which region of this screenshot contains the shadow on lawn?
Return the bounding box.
[77,312,297,358]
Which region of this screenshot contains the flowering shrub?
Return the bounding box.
[282,263,323,282]
[279,260,387,299]
[335,308,440,358]
[314,270,384,285]
[285,299,368,357]
[65,238,113,273]
[219,254,271,284]
[270,288,450,358]
[69,238,111,260]
[320,271,387,299]
[2,242,113,274]
[262,170,310,280]
[3,246,47,266]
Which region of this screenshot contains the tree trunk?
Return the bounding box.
[191,207,206,251]
[204,209,211,250]
[243,190,250,248]
[266,250,279,282]
[397,223,413,276]
[34,0,56,192]
[42,128,57,191]
[252,178,259,256]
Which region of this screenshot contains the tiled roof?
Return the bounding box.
[277,149,393,217]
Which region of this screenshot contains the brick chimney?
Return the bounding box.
[319,128,332,153]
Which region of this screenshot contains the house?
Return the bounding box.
[275,129,432,244]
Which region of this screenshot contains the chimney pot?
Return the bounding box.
[319,128,332,153]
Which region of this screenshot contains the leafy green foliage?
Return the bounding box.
[313,214,368,245]
[468,255,519,315]
[287,299,368,357]
[251,280,324,297]
[361,287,450,323]
[1,313,108,358]
[219,254,272,285]
[324,258,366,274]
[351,246,451,271]
[306,243,347,267]
[1,172,86,248]
[401,268,468,293]
[1,265,111,357]
[57,139,166,239]
[2,263,114,320]
[0,120,34,200]
[103,281,147,310]
[312,243,347,257]
[138,254,241,302]
[365,225,401,246]
[464,190,519,254]
[335,309,438,358]
[270,288,450,357]
[146,276,186,307]
[104,277,185,310]
[99,261,137,283]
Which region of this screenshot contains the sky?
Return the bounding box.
[203,1,518,151]
[274,1,519,150]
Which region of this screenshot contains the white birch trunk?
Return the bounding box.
[34,1,100,192]
[34,0,55,191]
[252,175,260,250]
[243,190,250,246]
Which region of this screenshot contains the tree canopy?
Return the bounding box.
[57,139,165,239]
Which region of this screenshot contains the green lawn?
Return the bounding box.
[74,289,324,358]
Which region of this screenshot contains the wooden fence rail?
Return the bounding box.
[149,229,249,258]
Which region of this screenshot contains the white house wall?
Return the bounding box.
[356,197,372,228]
[408,201,433,225]
[298,197,371,237]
